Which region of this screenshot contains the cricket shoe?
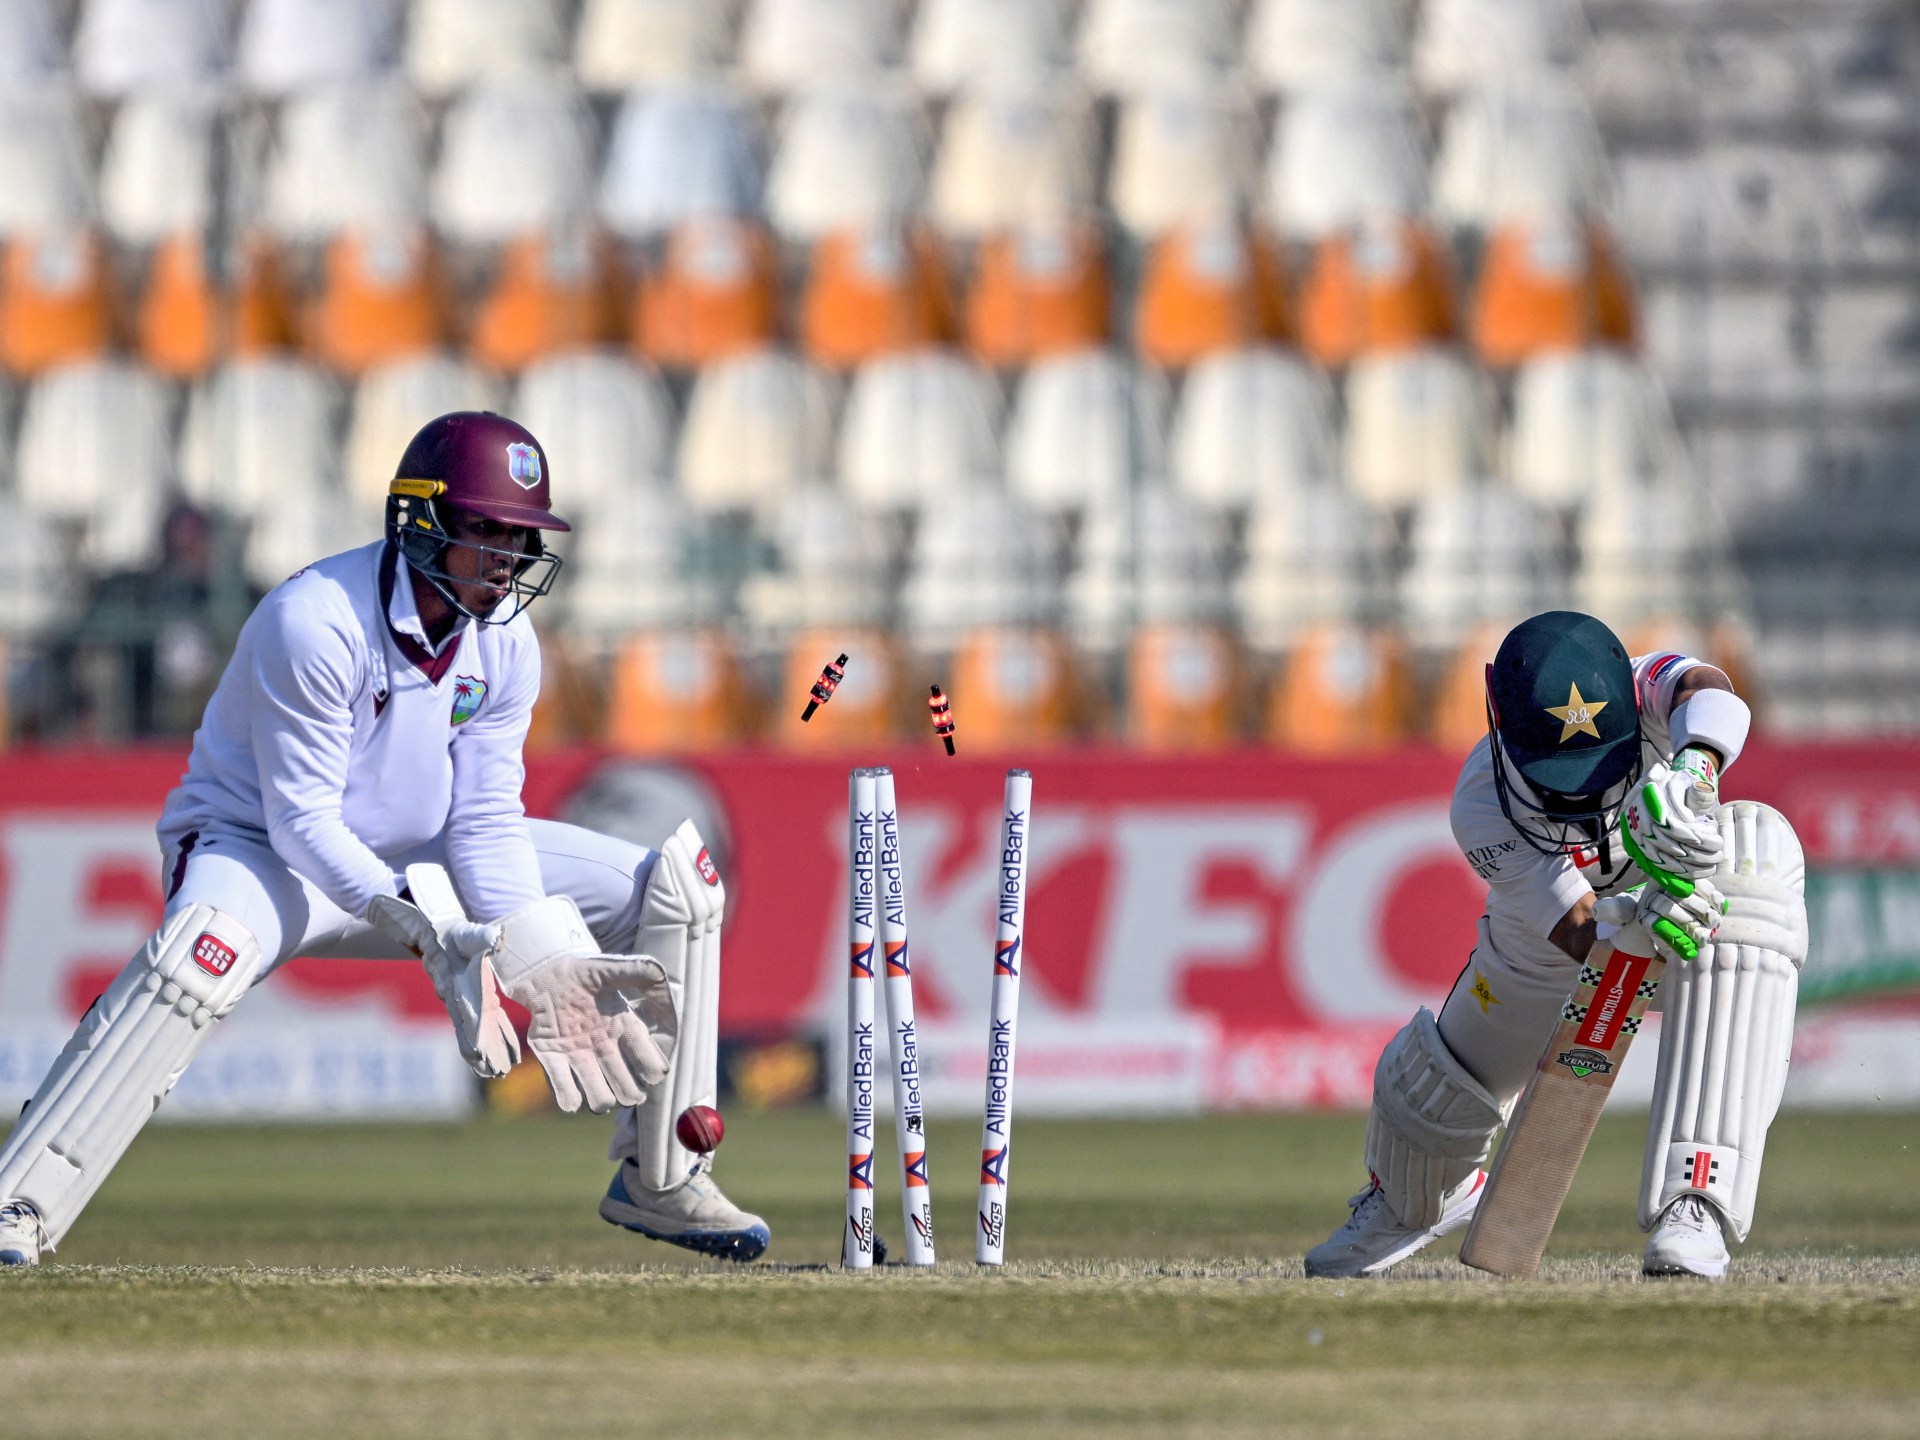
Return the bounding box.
[1303,1171,1484,1278]
[0,1199,44,1267]
[599,1157,770,1262]
[1642,1195,1730,1281]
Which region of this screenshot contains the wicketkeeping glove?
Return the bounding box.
[364,892,521,1079]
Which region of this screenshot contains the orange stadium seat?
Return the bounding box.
[800,224,954,369]
[1127,621,1247,751]
[524,627,603,751]
[950,626,1081,748]
[0,229,114,375]
[605,629,750,753]
[1266,624,1412,753]
[139,231,300,378]
[1429,620,1509,752]
[1472,216,1638,367]
[1299,219,1457,367]
[1135,221,1290,370]
[778,627,905,750]
[471,228,624,373]
[306,226,447,375]
[964,222,1109,366]
[633,216,780,369]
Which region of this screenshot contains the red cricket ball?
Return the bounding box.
[676,1104,725,1154]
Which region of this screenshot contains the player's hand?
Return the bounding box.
[1622,754,1724,880]
[365,894,521,1079]
[487,896,678,1114]
[1597,879,1726,964]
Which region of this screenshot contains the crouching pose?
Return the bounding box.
[1307,611,1807,1281]
[0,412,766,1266]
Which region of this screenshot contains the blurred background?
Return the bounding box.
[1,1,1918,1128]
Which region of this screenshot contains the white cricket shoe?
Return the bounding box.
[599,1157,770,1262]
[1642,1195,1730,1280]
[0,1199,44,1267]
[1303,1171,1485,1278]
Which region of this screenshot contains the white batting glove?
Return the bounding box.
[1595,878,1726,965]
[487,895,678,1115]
[1623,752,1725,880]
[364,895,521,1079]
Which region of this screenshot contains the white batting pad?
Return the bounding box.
[611,820,725,1190]
[0,905,261,1247]
[1640,801,1807,1241]
[1366,1007,1504,1230]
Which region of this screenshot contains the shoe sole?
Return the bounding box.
[599,1200,770,1261]
[1643,1256,1728,1281]
[0,1249,36,1267]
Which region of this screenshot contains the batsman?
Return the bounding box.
[0,412,767,1267]
[1307,611,1808,1280]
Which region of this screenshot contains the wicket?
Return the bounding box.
[976,768,1031,1266]
[873,767,936,1264]
[843,768,878,1269]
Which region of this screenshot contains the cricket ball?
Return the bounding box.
[676,1104,725,1154]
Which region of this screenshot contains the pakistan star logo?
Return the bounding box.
[1471,972,1500,1015]
[1544,682,1608,743]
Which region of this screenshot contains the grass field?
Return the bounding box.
[4,1108,1918,1438]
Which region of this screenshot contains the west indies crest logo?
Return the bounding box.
[450,675,488,725]
[505,442,541,489]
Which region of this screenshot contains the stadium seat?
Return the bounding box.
[965,221,1109,366]
[524,626,603,751]
[1068,484,1230,650]
[0,1,61,83]
[1265,78,1427,241]
[1135,221,1291,369]
[1127,621,1247,751]
[305,225,448,376]
[1265,622,1413,753]
[0,509,87,642]
[1077,0,1237,97]
[930,82,1100,240]
[511,351,675,519]
[430,78,596,248]
[1006,348,1168,519]
[599,83,763,241]
[137,231,299,379]
[344,355,502,516]
[1471,215,1636,366]
[775,626,904,748]
[740,0,899,93]
[1433,76,1610,234]
[606,629,750,752]
[632,216,780,369]
[574,0,733,90]
[1508,350,1689,512]
[1401,485,1559,647]
[1298,218,1458,366]
[1248,0,1407,94]
[178,357,341,518]
[737,486,893,630]
[470,226,624,373]
[1171,346,1340,512]
[16,360,173,569]
[0,84,93,238]
[75,0,227,98]
[838,349,1002,513]
[800,224,956,369]
[238,0,399,98]
[1414,0,1586,98]
[766,81,929,241]
[563,481,718,632]
[902,488,1061,640]
[264,82,427,245]
[678,348,836,516]
[910,0,1069,96]
[1428,620,1508,751]
[1109,88,1258,239]
[1343,348,1493,510]
[1236,484,1386,652]
[950,625,1081,746]
[100,92,217,249]
[1576,484,1717,628]
[0,230,114,376]
[406,0,568,97]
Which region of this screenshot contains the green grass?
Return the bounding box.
[3,1109,1918,1438]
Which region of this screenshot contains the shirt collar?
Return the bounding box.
[386,549,460,658]
[378,542,465,685]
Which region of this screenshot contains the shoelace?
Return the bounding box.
[0,1200,44,1244]
[1668,1196,1716,1233]
[1344,1184,1389,1221]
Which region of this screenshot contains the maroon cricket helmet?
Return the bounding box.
[390,411,570,532]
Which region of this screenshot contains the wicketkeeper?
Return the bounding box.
[0,412,767,1267]
[1307,611,1808,1280]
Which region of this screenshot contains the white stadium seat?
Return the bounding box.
[1344,348,1494,510]
[599,83,762,240]
[0,508,85,638]
[838,350,1002,513]
[264,81,427,242]
[1265,78,1427,241]
[1414,0,1586,98]
[1171,346,1340,510]
[16,361,174,570]
[1005,349,1169,518]
[1109,87,1259,239]
[766,81,929,241]
[431,77,596,246]
[1507,350,1689,512]
[1613,145,1882,271]
[74,0,227,98]
[244,478,368,591]
[344,355,502,516]
[902,486,1061,636]
[1401,485,1559,646]
[0,0,62,82]
[562,482,717,631]
[678,348,837,515]
[930,81,1099,238]
[1433,75,1609,230]
[406,0,568,97]
[0,84,94,237]
[179,358,343,517]
[910,0,1070,97]
[574,0,734,90]
[738,486,893,628]
[1069,484,1232,645]
[1237,483,1388,650]
[740,0,898,94]
[1248,0,1407,94]
[1077,0,1238,98]
[99,91,217,246]
[511,352,676,520]
[238,0,400,98]
[1576,483,1720,628]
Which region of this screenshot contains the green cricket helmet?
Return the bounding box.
[1485,611,1643,857]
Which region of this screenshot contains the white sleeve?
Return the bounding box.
[443,626,546,922]
[249,598,402,919]
[1451,743,1592,940]
[1631,651,1706,757]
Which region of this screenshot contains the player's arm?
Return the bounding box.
[442,629,545,922]
[1626,656,1753,882]
[1547,893,1600,962]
